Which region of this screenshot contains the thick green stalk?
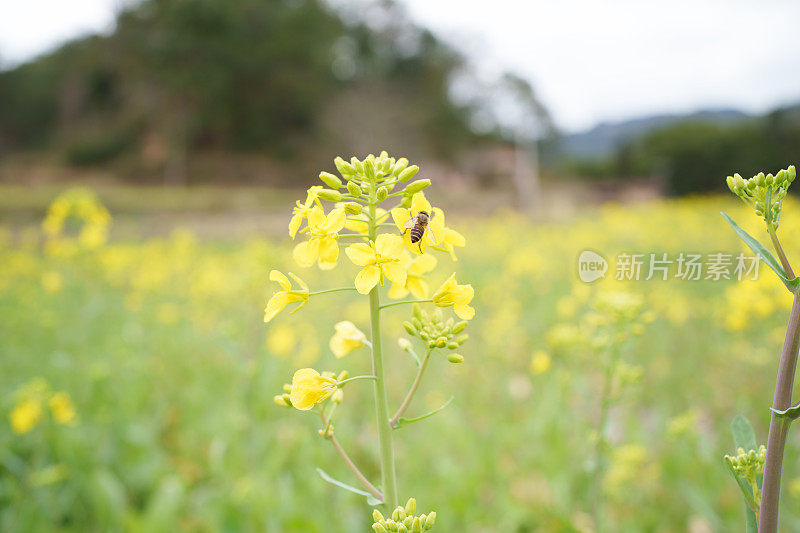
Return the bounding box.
[759,291,800,533]
[368,198,399,509]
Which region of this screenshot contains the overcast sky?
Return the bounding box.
[2,0,799,132]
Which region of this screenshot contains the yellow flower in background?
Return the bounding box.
[345,234,407,294]
[530,350,552,375]
[41,271,63,294]
[345,208,389,234]
[10,399,42,435]
[289,368,338,410]
[388,253,437,299]
[293,206,346,269]
[42,188,111,252]
[289,186,323,239]
[264,270,309,323]
[48,392,76,425]
[329,321,367,358]
[391,192,445,255]
[432,273,475,320]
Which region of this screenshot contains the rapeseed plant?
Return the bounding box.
[269,152,474,524]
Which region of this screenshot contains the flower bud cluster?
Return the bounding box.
[402,304,468,362]
[322,151,430,202]
[724,445,766,482]
[726,165,796,224]
[372,499,436,532]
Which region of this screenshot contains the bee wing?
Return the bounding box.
[403,217,418,229]
[427,227,437,246]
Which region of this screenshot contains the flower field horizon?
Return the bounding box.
[2,186,800,531]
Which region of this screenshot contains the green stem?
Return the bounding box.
[337,375,377,387]
[379,299,432,310]
[309,287,357,296]
[339,233,370,239]
[759,292,800,533]
[390,349,431,427]
[768,224,795,278]
[318,407,383,502]
[368,199,399,510]
[592,353,616,533]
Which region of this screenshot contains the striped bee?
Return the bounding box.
[403,210,436,250]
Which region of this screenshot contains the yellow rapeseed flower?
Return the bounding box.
[48,392,76,425]
[329,321,367,358]
[344,208,389,234]
[391,192,445,255]
[432,273,475,320]
[530,350,552,375]
[388,252,437,299]
[264,270,309,323]
[10,398,42,435]
[289,368,339,410]
[293,206,346,269]
[345,234,407,294]
[289,186,323,238]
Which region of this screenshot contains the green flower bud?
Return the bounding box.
[274,394,291,407]
[412,517,421,533]
[318,189,343,202]
[319,171,343,189]
[726,176,735,192]
[404,179,431,194]
[347,181,363,197]
[381,158,393,175]
[392,507,402,522]
[452,321,468,334]
[393,157,409,176]
[377,186,388,202]
[334,156,356,176]
[405,498,416,515]
[403,321,418,336]
[373,510,385,522]
[338,370,350,381]
[373,523,388,533]
[398,165,419,182]
[424,512,436,529]
[447,353,464,363]
[397,524,407,533]
[436,337,447,348]
[788,165,796,182]
[353,158,364,174]
[404,517,412,528]
[456,334,469,344]
[446,342,459,350]
[282,384,292,393]
[385,520,398,531]
[364,159,376,181]
[344,202,363,215]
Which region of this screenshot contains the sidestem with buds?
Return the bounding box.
[759,227,800,533]
[368,192,399,510]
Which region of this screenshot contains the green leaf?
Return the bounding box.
[393,396,454,429]
[770,401,800,420]
[732,415,757,452]
[720,212,799,292]
[316,468,382,506]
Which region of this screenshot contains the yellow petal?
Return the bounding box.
[355,265,381,294]
[454,302,475,320]
[409,254,437,275]
[318,237,339,270]
[270,270,291,291]
[391,207,411,231]
[388,282,409,300]
[444,227,465,247]
[375,233,404,259]
[407,277,429,299]
[410,192,432,215]
[293,240,319,268]
[324,207,346,233]
[383,261,407,287]
[345,215,369,233]
[429,209,445,245]
[289,213,303,239]
[288,272,308,291]
[264,293,290,323]
[346,243,375,266]
[307,205,325,228]
[305,186,323,207]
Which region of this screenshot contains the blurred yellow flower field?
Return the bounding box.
[3,188,800,531]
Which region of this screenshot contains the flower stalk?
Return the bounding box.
[390,349,431,428]
[368,198,399,510]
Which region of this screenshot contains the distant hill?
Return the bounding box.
[560,108,752,160]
